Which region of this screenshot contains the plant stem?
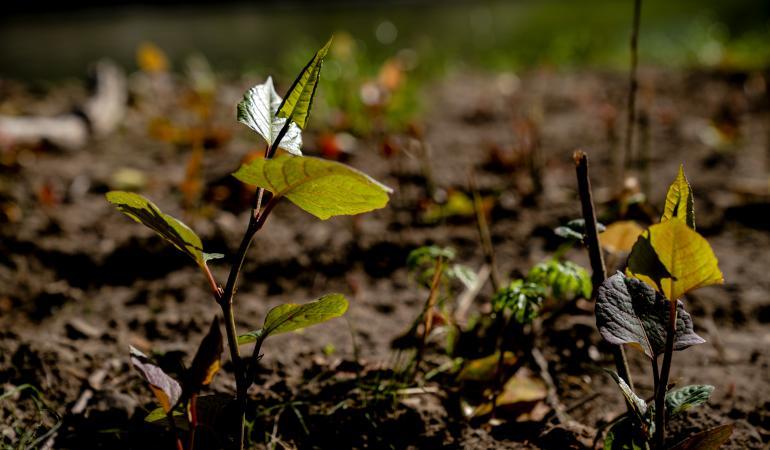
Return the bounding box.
[214,196,278,450]
[573,151,634,392]
[413,257,444,379]
[654,300,677,449]
[470,173,501,292]
[200,111,290,450]
[245,333,266,388]
[491,311,514,418]
[164,409,184,450]
[623,0,642,174]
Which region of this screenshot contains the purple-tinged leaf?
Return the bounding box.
[129,346,182,412]
[596,272,705,359]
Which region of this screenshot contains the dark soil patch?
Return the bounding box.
[1,68,769,448]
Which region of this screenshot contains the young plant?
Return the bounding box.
[595,166,732,449]
[106,38,392,449]
[397,245,477,373]
[457,255,592,421]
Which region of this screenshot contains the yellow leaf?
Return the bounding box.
[137,42,169,73]
[627,219,723,300]
[662,165,695,229]
[599,220,644,253]
[470,369,547,418]
[457,352,517,382]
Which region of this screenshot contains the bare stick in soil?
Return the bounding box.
[413,257,444,378]
[623,0,642,174]
[470,173,502,292]
[531,337,569,424]
[573,150,633,391]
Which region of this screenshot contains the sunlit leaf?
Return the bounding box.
[471,370,547,417]
[237,77,302,155]
[129,346,181,412]
[233,155,392,220]
[238,294,348,345]
[662,165,695,229]
[457,351,517,382]
[605,370,647,421]
[669,423,733,450]
[276,37,332,129]
[527,259,592,301]
[447,264,478,290]
[666,385,714,417]
[600,221,645,253]
[185,317,223,395]
[627,219,723,301]
[596,272,705,359]
[106,191,211,267]
[493,280,546,324]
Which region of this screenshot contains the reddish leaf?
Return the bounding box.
[130,346,181,412]
[185,317,223,395]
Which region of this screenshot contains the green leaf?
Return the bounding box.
[605,370,647,421]
[596,272,705,359]
[627,219,723,300]
[665,385,714,417]
[406,246,455,269]
[145,407,184,426]
[237,77,303,155]
[106,191,210,266]
[276,37,332,129]
[238,294,348,345]
[604,416,649,450]
[527,259,592,301]
[203,252,224,262]
[493,280,546,324]
[184,317,223,396]
[447,264,477,290]
[233,154,392,220]
[669,423,733,450]
[554,218,606,241]
[662,165,695,229]
[406,246,463,289]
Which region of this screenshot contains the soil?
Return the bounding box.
[1,67,769,449]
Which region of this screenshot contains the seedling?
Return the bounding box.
[106,38,392,449]
[595,166,732,449]
[398,245,476,373]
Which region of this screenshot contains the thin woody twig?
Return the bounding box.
[573,151,634,395]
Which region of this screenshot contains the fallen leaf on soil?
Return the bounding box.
[599,220,644,253]
[669,423,734,450]
[457,352,517,382]
[469,369,548,418]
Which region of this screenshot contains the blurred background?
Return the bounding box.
[3,0,769,81]
[2,1,770,449]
